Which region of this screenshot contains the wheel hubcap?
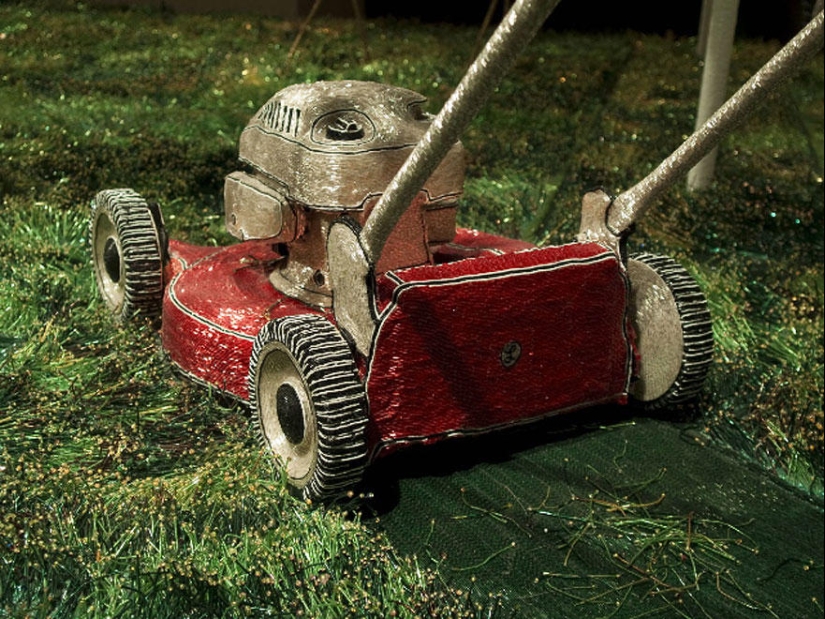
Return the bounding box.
[103,237,122,283]
[627,259,684,401]
[93,212,125,311]
[257,344,317,485]
[276,383,305,445]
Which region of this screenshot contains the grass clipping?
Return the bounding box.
[532,469,787,618]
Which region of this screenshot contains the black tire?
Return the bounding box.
[249,314,369,502]
[626,253,713,411]
[91,188,165,321]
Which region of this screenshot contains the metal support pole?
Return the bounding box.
[687,0,740,191]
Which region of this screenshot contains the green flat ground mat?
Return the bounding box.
[367,411,824,618]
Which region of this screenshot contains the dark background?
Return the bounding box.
[365,0,819,41]
[88,1,821,41]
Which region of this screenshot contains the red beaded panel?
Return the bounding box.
[162,239,322,400]
[368,242,633,458]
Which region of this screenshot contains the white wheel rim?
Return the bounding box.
[256,341,318,487]
[92,210,125,312]
[627,259,684,402]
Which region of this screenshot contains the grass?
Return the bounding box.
[2,444,500,618]
[1,1,823,616]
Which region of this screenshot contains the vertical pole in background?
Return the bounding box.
[604,11,823,237]
[696,0,713,57]
[687,0,740,191]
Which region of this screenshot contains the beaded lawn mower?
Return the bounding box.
[90,1,823,501]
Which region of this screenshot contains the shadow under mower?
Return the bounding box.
[90,0,824,501]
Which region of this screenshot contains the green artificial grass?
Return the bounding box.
[1,1,823,617]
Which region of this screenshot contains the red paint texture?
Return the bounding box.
[160,234,632,461]
[368,242,632,457]
[162,239,323,399]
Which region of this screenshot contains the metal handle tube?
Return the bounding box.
[360,0,562,264]
[607,10,824,236]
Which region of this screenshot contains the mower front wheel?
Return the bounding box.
[90,188,166,321]
[249,314,369,502]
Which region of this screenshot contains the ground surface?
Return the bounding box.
[370,413,824,617]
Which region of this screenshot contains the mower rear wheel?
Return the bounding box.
[91,188,166,321]
[249,314,369,502]
[627,253,713,411]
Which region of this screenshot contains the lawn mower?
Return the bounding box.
[90,0,824,501]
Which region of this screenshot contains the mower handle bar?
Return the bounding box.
[607,10,824,236]
[360,1,822,260]
[360,0,563,264]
